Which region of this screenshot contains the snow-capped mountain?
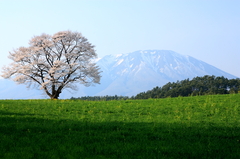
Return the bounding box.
[0,50,237,99]
[89,50,237,96]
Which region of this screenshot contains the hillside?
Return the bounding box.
[135,75,240,99]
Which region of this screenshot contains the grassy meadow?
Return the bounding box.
[0,94,240,158]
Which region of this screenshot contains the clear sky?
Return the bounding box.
[0,0,240,77]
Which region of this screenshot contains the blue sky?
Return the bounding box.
[0,0,240,77]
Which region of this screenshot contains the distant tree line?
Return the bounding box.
[70,75,240,100]
[70,95,131,101]
[134,75,240,99]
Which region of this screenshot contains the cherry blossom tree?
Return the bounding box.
[1,31,101,99]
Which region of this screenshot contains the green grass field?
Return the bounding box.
[0,94,240,158]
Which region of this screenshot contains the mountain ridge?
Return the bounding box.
[91,50,236,96]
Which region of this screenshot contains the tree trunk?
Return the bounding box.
[50,89,61,99]
[43,85,62,99]
[50,91,60,99]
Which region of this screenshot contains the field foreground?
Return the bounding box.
[0,94,240,158]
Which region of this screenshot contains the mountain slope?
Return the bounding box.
[90,50,236,96]
[0,50,237,99]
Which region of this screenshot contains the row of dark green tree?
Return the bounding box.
[135,75,240,99]
[71,75,240,100]
[70,95,131,101]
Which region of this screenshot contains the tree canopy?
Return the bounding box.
[1,30,101,99]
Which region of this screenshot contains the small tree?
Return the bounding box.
[1,31,101,99]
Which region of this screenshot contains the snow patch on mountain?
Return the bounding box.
[92,50,237,96]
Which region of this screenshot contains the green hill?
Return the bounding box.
[135,75,240,99]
